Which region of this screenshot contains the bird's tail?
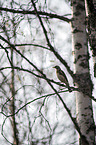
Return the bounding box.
[68,86,72,92]
[66,84,72,92]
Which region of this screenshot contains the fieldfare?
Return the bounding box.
[53,65,71,92]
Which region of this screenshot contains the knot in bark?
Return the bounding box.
[73,73,93,95]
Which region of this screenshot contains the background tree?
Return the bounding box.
[86,0,96,77]
[0,0,96,145]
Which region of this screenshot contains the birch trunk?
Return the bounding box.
[71,0,95,144]
[85,0,96,77]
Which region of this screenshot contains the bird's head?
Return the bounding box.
[53,65,61,70]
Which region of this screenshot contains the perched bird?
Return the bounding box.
[53,65,71,92]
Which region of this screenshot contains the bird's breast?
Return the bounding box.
[57,72,69,85]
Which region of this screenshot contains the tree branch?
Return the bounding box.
[0,7,71,23]
[5,43,50,51]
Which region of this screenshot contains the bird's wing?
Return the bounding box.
[59,69,68,83]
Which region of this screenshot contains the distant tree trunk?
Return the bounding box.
[9,10,19,143]
[85,0,96,77]
[10,49,19,145]
[71,0,95,144]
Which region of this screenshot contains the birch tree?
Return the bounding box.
[71,0,95,144]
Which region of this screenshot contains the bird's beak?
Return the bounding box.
[53,66,55,68]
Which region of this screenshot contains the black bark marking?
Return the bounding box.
[75,43,82,50]
[74,73,93,94]
[79,55,90,68]
[76,4,85,11]
[74,55,82,64]
[73,28,83,33]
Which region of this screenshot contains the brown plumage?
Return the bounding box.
[53,65,71,92]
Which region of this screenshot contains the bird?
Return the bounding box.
[53,65,71,92]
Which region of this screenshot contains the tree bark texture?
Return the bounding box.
[85,0,96,77]
[71,0,95,144]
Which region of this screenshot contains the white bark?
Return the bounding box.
[71,0,95,144]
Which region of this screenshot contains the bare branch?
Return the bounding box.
[6,43,50,51]
[0,7,71,23]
